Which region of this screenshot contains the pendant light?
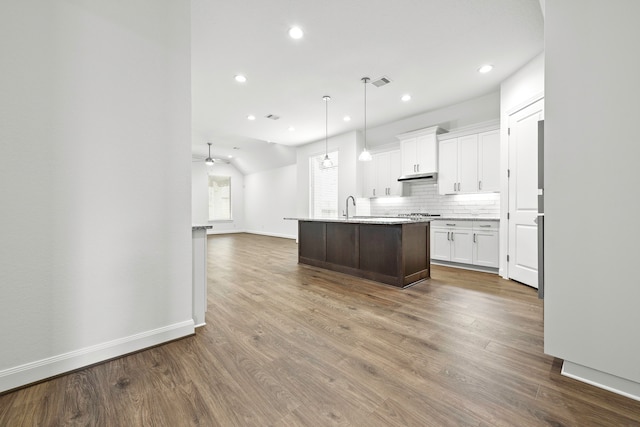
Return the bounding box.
[205,142,215,166]
[321,95,333,168]
[358,77,372,162]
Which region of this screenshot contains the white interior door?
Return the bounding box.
[508,98,543,287]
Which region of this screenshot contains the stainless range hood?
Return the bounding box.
[397,172,437,182]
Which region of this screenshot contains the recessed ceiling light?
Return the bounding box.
[288,126,295,132]
[234,74,247,83]
[228,155,233,158]
[343,116,351,122]
[401,94,411,102]
[288,26,304,39]
[247,115,256,120]
[478,64,493,73]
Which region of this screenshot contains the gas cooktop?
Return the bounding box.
[397,213,441,218]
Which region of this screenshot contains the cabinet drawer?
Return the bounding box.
[473,221,498,230]
[431,220,473,229]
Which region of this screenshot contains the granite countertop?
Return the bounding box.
[192,225,213,230]
[284,216,429,225]
[285,216,499,224]
[434,216,500,221]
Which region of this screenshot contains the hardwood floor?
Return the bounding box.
[1,233,639,426]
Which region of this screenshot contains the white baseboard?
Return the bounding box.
[430,260,499,274]
[0,320,194,393]
[562,360,640,402]
[244,230,297,240]
[206,229,245,235]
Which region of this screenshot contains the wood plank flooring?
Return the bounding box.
[1,233,640,426]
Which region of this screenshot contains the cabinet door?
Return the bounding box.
[388,150,403,196]
[375,152,390,196]
[416,134,437,173]
[457,134,478,193]
[450,229,473,264]
[473,230,499,267]
[362,158,376,197]
[438,138,458,195]
[431,228,451,261]
[478,130,500,192]
[400,138,417,176]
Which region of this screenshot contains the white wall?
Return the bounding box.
[191,162,245,234]
[499,53,545,278]
[0,1,192,392]
[367,91,501,146]
[245,165,298,239]
[192,162,209,224]
[544,0,640,399]
[296,131,360,218]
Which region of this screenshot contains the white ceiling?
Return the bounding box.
[192,0,543,173]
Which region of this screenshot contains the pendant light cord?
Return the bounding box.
[362,77,369,150]
[325,98,329,154]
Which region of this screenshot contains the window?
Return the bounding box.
[309,151,339,218]
[208,175,231,221]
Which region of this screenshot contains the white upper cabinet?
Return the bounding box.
[397,126,446,177]
[458,134,479,193]
[438,138,458,194]
[362,158,376,197]
[478,130,500,192]
[437,121,500,195]
[363,150,402,198]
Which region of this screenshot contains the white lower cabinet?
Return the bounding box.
[472,222,499,268]
[431,220,499,270]
[362,150,402,198]
[430,221,473,264]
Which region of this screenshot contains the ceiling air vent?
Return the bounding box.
[265,114,280,120]
[371,76,392,87]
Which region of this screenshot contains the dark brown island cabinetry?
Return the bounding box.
[297,220,430,288]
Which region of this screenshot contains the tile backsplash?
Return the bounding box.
[358,181,500,217]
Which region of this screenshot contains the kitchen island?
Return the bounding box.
[286,217,431,288]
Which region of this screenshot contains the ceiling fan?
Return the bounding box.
[192,142,229,165]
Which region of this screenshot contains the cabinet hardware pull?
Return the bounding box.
[417,164,420,172]
[446,223,456,226]
[447,232,450,241]
[453,183,456,192]
[451,232,454,241]
[479,180,482,190]
[373,189,376,196]
[479,225,491,228]
[473,233,476,243]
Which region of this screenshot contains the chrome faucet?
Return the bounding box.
[345,196,356,219]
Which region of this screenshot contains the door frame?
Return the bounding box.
[501,93,544,280]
